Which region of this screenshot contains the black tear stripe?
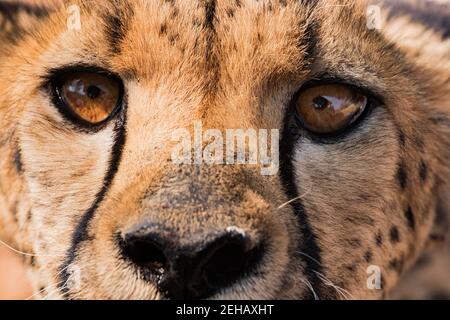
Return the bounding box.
[277,14,334,300]
[279,119,335,300]
[58,110,127,298]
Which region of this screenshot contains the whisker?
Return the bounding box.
[300,277,319,300]
[313,271,355,300]
[297,237,355,300]
[0,239,65,257]
[26,282,60,300]
[26,264,73,300]
[26,287,51,300]
[278,186,313,210]
[296,250,321,266]
[43,282,69,300]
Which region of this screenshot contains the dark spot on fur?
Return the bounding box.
[389,257,404,272]
[170,7,179,19]
[104,15,125,54]
[347,238,361,247]
[419,160,428,183]
[364,250,373,263]
[389,258,398,270]
[226,7,235,18]
[103,2,134,54]
[168,33,179,45]
[397,163,408,190]
[405,206,416,230]
[380,274,385,290]
[204,0,216,29]
[29,256,35,267]
[357,192,371,201]
[398,130,406,147]
[375,232,383,247]
[430,113,450,127]
[390,226,400,243]
[429,233,446,243]
[159,23,167,35]
[13,148,23,173]
[257,32,263,43]
[345,264,356,272]
[26,209,32,222]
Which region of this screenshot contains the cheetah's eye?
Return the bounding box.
[294,84,368,134]
[53,72,122,125]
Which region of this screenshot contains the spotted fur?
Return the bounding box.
[0,0,449,299]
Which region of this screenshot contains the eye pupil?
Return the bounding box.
[312,96,329,110]
[87,85,101,99]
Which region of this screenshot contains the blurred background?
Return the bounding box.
[0,246,32,299]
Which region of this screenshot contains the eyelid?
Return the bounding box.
[302,76,385,105]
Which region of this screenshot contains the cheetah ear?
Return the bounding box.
[0,0,61,40]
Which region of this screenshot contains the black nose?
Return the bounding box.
[120,228,264,299]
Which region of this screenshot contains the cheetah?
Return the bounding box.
[0,0,449,300]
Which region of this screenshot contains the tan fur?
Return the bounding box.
[0,0,449,299]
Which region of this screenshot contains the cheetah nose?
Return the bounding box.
[120,227,264,299]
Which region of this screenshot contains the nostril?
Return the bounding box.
[198,236,264,292]
[118,230,264,299]
[122,237,168,276]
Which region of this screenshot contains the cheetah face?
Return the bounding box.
[0,0,449,300]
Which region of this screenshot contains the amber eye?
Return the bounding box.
[55,72,122,125]
[294,84,368,134]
